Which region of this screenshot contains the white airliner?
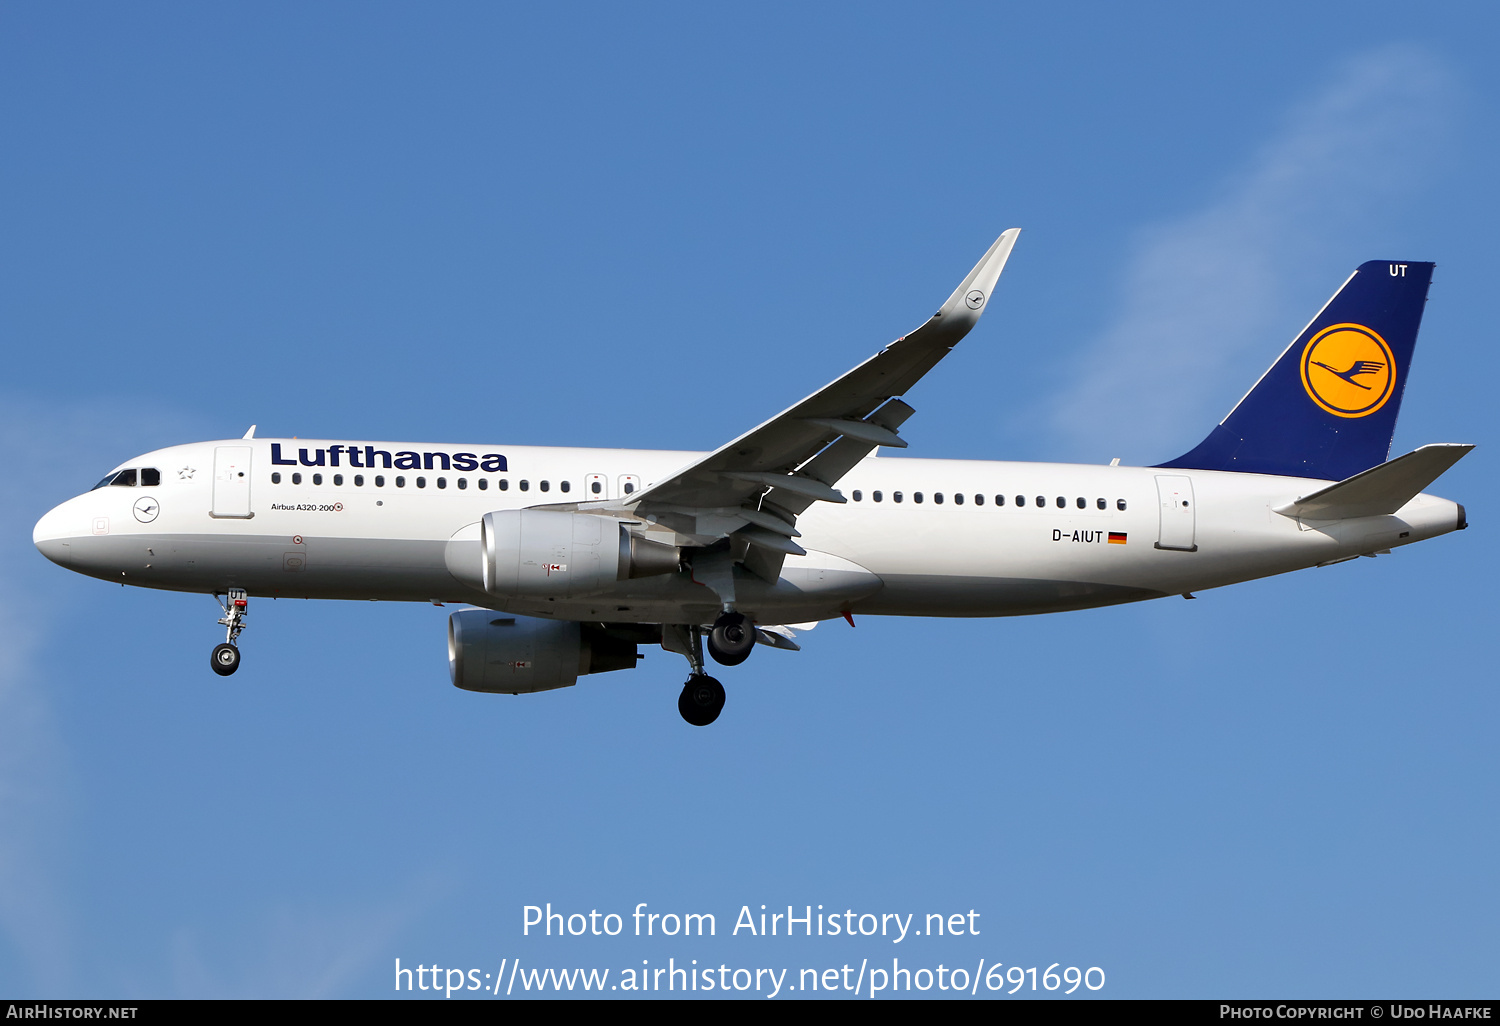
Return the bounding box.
[33,231,1470,724]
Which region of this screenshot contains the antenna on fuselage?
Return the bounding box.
[243,425,257,439]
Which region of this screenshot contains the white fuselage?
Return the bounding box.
[33,437,1464,625]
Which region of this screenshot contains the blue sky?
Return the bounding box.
[1,3,1496,998]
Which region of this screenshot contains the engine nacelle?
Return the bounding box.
[448,609,640,694]
[475,509,678,601]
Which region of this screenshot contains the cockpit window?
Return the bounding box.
[92,467,158,489]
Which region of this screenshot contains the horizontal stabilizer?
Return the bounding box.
[1273,444,1474,520]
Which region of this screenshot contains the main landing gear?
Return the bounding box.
[679,674,726,727]
[211,588,248,677]
[673,624,727,726]
[706,610,755,666]
[671,610,762,724]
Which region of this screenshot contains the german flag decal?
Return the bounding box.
[1108,532,1127,545]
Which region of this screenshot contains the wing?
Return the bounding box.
[585,229,1020,585]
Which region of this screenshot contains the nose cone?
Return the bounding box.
[34,501,77,566]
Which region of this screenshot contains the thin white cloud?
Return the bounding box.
[0,396,202,992]
[0,396,440,996]
[1049,44,1455,462]
[163,876,445,998]
[0,599,70,992]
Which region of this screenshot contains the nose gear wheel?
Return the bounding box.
[210,643,240,676]
[211,589,249,676]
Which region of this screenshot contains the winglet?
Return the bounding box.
[930,228,1021,334]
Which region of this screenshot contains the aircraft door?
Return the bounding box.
[1154,475,1196,551]
[618,474,640,498]
[584,474,608,500]
[212,446,254,519]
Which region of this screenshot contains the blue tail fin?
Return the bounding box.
[1156,260,1434,480]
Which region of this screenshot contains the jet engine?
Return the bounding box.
[448,609,645,694]
[477,510,679,601]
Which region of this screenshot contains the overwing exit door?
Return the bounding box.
[212,446,254,518]
[1154,475,1196,551]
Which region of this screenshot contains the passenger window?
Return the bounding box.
[1117,498,1127,511]
[395,476,405,487]
[292,472,302,485]
[873,490,883,502]
[1097,498,1106,510]
[272,472,282,485]
[1056,496,1065,507]
[417,477,427,488]
[141,468,160,486]
[110,469,138,487]
[1016,495,1025,507]
[1036,495,1046,507]
[852,490,862,501]
[623,481,635,494]
[560,480,570,493]
[975,494,984,505]
[540,480,550,492]
[500,479,510,491]
[478,479,488,490]
[354,475,364,487]
[375,475,385,487]
[591,480,602,494]
[333,474,343,486]
[913,492,924,503]
[1076,497,1085,509]
[953,493,963,505]
[894,491,904,503]
[457,478,467,490]
[519,480,529,491]
[436,477,446,489]
[934,492,944,504]
[994,494,1004,506]
[312,473,323,486]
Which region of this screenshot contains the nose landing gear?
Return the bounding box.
[211,589,248,677]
